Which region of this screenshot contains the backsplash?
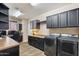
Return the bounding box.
[49,27,79,35]
[32,23,49,36]
[32,29,40,35]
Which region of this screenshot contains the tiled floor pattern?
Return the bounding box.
[20,42,45,56]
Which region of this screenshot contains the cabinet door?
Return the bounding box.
[0,3,9,16]
[59,12,68,27]
[36,37,44,51]
[35,20,40,29]
[0,22,9,29]
[0,5,9,30]
[0,14,8,22]
[31,20,35,29]
[52,14,59,28]
[0,9,8,16]
[33,21,36,29]
[31,20,40,29]
[47,16,52,28]
[28,36,34,45]
[28,36,44,51]
[68,9,79,27]
[39,38,44,51]
[32,21,34,29]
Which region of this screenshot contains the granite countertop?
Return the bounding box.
[0,36,19,51]
[33,35,45,38]
[29,34,47,38]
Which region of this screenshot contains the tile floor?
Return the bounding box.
[20,42,45,56]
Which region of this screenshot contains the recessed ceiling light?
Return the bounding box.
[30,3,39,6]
[13,11,23,17]
[13,7,24,17]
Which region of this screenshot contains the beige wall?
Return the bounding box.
[28,3,79,35]
[9,17,29,42]
[9,17,19,31]
[22,19,28,42]
[40,23,49,35]
[28,20,32,35]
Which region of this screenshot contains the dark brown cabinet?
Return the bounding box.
[47,14,59,28]
[0,3,9,16]
[59,12,68,27]
[0,22,9,29]
[0,3,9,30]
[47,8,79,28]
[8,31,22,42]
[47,13,67,28]
[68,9,79,27]
[31,20,40,29]
[52,14,59,28]
[28,36,44,51]
[47,16,52,28]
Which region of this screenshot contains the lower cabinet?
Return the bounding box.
[0,46,19,56]
[11,35,22,43]
[8,31,22,42]
[28,36,44,51]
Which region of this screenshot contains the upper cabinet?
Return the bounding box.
[0,3,9,16]
[0,3,9,30]
[47,8,79,28]
[52,14,59,28]
[30,20,40,29]
[68,9,79,27]
[47,14,59,28]
[59,12,68,27]
[47,16,52,28]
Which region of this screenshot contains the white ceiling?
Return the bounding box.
[4,3,71,19]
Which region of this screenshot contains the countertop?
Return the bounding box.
[0,36,19,51]
[28,34,47,38]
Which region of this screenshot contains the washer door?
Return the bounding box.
[58,40,78,56]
